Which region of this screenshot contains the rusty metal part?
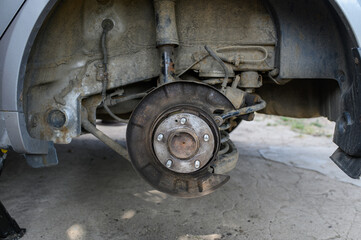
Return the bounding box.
[177,45,272,78]
[47,110,67,129]
[204,45,229,93]
[199,59,235,79]
[196,46,269,80]
[267,69,283,85]
[225,86,246,109]
[231,75,241,88]
[218,142,230,156]
[104,92,148,108]
[212,139,239,175]
[216,46,268,66]
[126,81,235,198]
[82,95,103,124]
[153,0,179,46]
[219,122,231,131]
[81,108,129,161]
[54,80,75,106]
[153,113,215,174]
[159,45,177,84]
[154,0,179,84]
[201,78,232,85]
[220,131,230,144]
[168,130,198,159]
[221,96,267,122]
[239,71,262,89]
[213,92,265,133]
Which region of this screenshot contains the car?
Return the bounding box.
[1,0,361,200]
[2,0,361,238]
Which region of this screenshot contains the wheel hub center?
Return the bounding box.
[168,130,199,160]
[153,112,215,174]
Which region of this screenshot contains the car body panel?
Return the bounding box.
[0,0,25,39]
[334,0,361,46]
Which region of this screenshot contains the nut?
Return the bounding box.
[166,160,173,168]
[204,134,210,142]
[195,160,201,169]
[180,118,187,125]
[157,134,164,142]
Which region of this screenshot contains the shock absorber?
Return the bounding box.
[153,0,179,84]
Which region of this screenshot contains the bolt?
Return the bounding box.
[195,160,201,169]
[214,116,223,126]
[204,134,210,142]
[102,19,114,32]
[180,118,187,125]
[166,160,173,168]
[47,110,66,129]
[157,134,164,142]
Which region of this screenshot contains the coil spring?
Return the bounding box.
[218,131,230,156]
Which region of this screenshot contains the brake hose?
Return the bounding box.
[204,45,229,93]
[100,19,129,123]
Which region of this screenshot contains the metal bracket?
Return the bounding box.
[81,107,130,161]
[25,142,58,168]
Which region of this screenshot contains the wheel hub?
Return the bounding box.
[168,130,198,159]
[153,112,215,174]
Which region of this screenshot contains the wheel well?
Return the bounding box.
[22,0,357,143]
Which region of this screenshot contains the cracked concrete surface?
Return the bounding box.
[1,117,361,240]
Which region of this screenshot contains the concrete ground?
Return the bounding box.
[1,115,361,240]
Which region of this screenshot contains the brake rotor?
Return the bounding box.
[126,81,235,198]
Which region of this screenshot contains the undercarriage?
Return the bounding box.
[20,0,361,197]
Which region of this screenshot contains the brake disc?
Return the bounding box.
[126,81,235,198]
